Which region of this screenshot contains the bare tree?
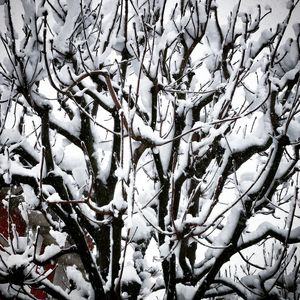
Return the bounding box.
[0,0,300,299]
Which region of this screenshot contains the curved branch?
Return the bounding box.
[238,223,300,250]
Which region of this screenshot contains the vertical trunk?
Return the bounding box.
[110,215,123,298]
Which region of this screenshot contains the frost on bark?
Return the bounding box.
[0,0,300,299]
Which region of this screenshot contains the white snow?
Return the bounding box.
[49,229,68,248]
